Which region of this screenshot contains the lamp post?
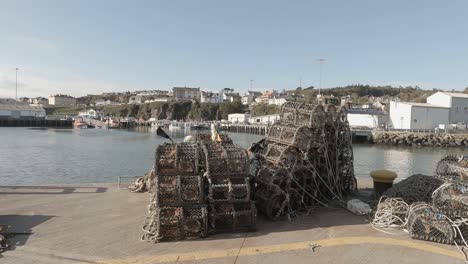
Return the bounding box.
[15,67,19,101]
[317,59,325,96]
[250,79,254,90]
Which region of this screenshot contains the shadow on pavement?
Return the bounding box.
[0,186,107,194]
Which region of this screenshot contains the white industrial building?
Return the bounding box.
[228,113,251,123]
[389,101,449,130]
[248,114,280,125]
[0,103,46,119]
[427,92,468,124]
[347,109,386,129]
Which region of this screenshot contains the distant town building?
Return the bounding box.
[228,113,251,123]
[268,94,305,106]
[241,91,262,105]
[173,87,200,101]
[0,103,46,119]
[346,109,386,129]
[29,97,49,106]
[200,91,222,104]
[78,109,104,119]
[248,114,280,125]
[426,92,468,124]
[256,90,278,104]
[48,94,76,106]
[389,101,449,130]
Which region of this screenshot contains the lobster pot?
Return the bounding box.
[256,162,290,189]
[202,142,249,177]
[407,204,455,244]
[280,102,301,124]
[266,123,313,151]
[155,175,204,207]
[435,155,468,186]
[208,202,257,233]
[254,182,288,220]
[155,143,199,176]
[207,177,251,203]
[432,184,468,219]
[257,142,303,168]
[147,206,208,242]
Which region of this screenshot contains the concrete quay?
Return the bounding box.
[0,182,466,264]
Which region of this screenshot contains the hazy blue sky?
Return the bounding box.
[1,0,467,97]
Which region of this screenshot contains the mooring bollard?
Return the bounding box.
[370,170,398,197]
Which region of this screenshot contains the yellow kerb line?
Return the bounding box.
[98,236,464,264]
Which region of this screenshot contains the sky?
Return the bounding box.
[0,0,467,98]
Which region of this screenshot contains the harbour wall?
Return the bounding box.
[372,131,468,147]
[0,119,73,128]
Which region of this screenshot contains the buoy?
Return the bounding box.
[370,170,398,197]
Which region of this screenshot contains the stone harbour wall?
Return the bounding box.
[372,131,468,147]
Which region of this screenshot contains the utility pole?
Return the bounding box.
[299,76,302,88]
[250,79,254,90]
[15,68,19,101]
[317,59,325,96]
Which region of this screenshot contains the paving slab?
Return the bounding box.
[0,183,466,264]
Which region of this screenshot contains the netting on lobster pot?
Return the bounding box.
[207,177,251,203]
[155,143,200,176]
[280,102,300,124]
[266,123,313,151]
[208,202,257,233]
[435,155,468,186]
[407,203,455,244]
[142,205,208,242]
[256,142,304,169]
[155,175,204,207]
[432,183,468,219]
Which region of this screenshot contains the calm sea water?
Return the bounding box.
[0,127,466,185]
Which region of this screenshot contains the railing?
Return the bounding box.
[117,176,140,189]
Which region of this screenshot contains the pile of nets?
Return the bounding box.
[372,155,468,260]
[250,102,356,220]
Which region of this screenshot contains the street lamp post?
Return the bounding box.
[250,79,254,90]
[317,59,325,96]
[15,67,19,101]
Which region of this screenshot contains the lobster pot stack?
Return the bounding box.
[203,142,256,233]
[251,102,356,220]
[143,143,207,242]
[408,155,468,245]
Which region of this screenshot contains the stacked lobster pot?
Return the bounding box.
[250,102,356,220]
[202,141,257,234]
[142,135,256,242]
[407,155,468,245]
[142,143,208,242]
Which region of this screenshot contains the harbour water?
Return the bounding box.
[0,127,466,186]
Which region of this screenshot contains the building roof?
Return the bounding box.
[0,103,45,111]
[439,92,468,98]
[396,101,449,108]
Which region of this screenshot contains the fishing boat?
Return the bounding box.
[73,118,88,129]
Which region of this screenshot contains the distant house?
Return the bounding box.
[256,91,278,104]
[78,109,104,119]
[241,91,262,105]
[268,94,304,106]
[248,114,280,125]
[29,97,49,106]
[200,91,222,104]
[48,94,76,106]
[173,87,200,101]
[228,113,251,123]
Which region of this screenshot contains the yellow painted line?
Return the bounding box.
[98,236,464,264]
